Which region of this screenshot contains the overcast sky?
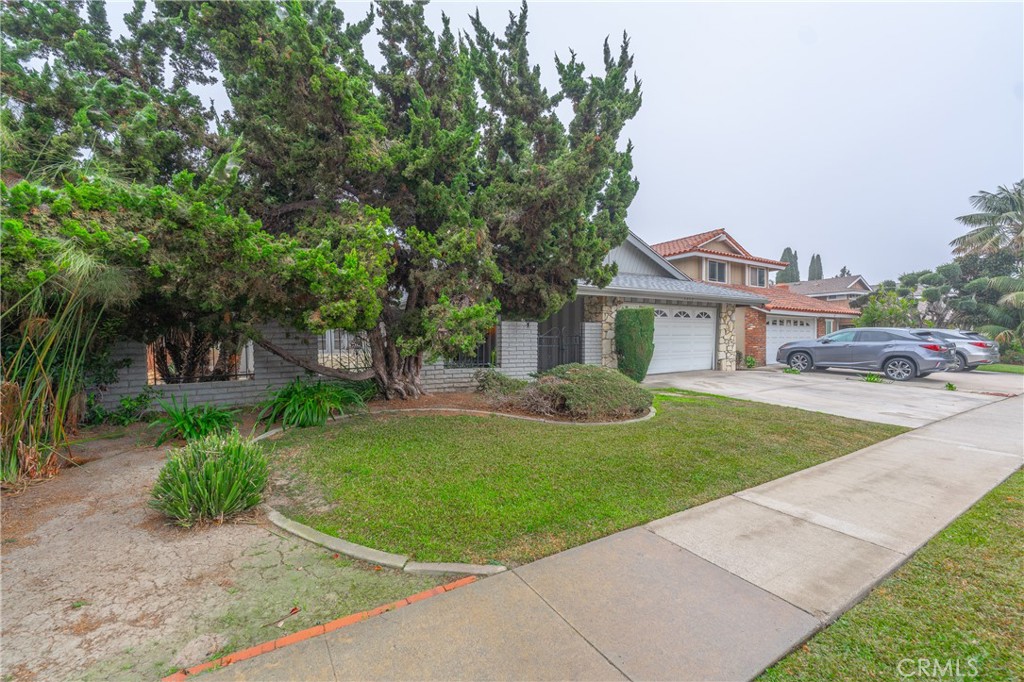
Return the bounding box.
[126,1,1024,283]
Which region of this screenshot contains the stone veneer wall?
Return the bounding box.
[716,304,736,371]
[744,307,768,367]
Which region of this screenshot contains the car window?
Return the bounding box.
[825,330,857,343]
[856,330,893,342]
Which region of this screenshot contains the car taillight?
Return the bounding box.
[969,341,990,348]
[919,344,944,352]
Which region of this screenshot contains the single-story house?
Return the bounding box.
[95,232,766,406]
[784,275,873,304]
[650,229,860,366]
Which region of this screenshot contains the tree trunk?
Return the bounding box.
[251,336,376,382]
[368,325,426,400]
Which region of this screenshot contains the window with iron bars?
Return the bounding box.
[445,326,498,368]
[318,330,373,371]
[147,339,255,385]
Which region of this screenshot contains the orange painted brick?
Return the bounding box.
[406,585,447,604]
[443,576,477,591]
[161,672,187,682]
[323,611,368,633]
[275,624,325,649]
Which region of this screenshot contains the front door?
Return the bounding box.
[537,298,583,372]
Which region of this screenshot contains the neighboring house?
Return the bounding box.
[95,232,765,407]
[785,275,873,305]
[651,229,859,366]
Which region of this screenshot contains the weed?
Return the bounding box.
[783,367,801,375]
[71,600,91,609]
[862,373,884,383]
[745,355,757,369]
[945,382,957,391]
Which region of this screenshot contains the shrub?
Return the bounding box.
[149,395,239,445]
[259,377,370,429]
[614,308,655,382]
[149,431,269,527]
[101,386,162,426]
[506,364,652,421]
[745,355,757,369]
[475,369,528,396]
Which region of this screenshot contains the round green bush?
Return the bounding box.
[511,364,653,421]
[149,431,269,527]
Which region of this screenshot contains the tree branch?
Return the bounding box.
[252,336,376,382]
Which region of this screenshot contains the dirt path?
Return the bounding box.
[1,431,437,681]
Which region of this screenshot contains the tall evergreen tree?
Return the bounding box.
[808,254,823,280]
[776,248,800,283]
[838,265,852,277]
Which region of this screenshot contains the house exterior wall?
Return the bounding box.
[583,322,603,365]
[94,322,321,409]
[605,242,667,276]
[817,318,827,337]
[734,308,747,365]
[744,307,768,366]
[717,304,737,371]
[670,258,701,280]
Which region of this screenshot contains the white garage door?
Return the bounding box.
[766,316,817,365]
[647,306,716,374]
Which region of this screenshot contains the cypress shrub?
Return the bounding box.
[615,307,655,382]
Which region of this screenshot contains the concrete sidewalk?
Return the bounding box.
[204,397,1023,682]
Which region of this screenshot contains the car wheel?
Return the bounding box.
[788,351,812,372]
[950,353,967,372]
[883,357,916,381]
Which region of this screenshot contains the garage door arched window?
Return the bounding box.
[673,310,691,318]
[695,311,712,319]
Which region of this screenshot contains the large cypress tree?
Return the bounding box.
[808,254,823,280]
[776,248,800,283]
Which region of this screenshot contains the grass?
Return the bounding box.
[271,392,905,565]
[761,471,1023,681]
[976,363,1024,374]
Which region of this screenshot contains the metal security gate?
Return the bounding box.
[538,298,584,372]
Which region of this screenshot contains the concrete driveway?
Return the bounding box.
[644,367,1023,427]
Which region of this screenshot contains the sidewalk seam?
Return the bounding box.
[510,570,635,681]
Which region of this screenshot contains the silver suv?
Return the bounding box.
[777,328,955,381]
[911,329,1000,372]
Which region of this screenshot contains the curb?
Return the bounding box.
[161,576,478,681]
[265,507,507,577]
[368,405,657,426]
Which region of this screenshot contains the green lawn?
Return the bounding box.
[976,363,1024,374]
[761,471,1024,682]
[270,393,904,565]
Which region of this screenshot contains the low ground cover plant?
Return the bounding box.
[150,431,269,526]
[862,372,884,383]
[475,369,528,397]
[149,395,239,445]
[259,377,374,429]
[483,363,652,421]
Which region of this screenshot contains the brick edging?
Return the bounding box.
[162,576,478,681]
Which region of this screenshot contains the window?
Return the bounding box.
[856,330,895,342]
[824,319,834,335]
[747,267,767,287]
[824,330,857,343]
[147,337,255,385]
[673,310,691,318]
[696,311,712,319]
[654,309,669,318]
[707,260,727,283]
[446,326,498,368]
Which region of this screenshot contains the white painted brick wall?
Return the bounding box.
[93,322,321,409]
[582,322,602,366]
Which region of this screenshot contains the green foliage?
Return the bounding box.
[475,369,529,397]
[149,431,269,527]
[838,266,852,278]
[777,248,800,283]
[855,291,919,328]
[745,355,757,369]
[950,180,1024,258]
[106,387,162,426]
[945,382,957,391]
[808,254,823,281]
[862,373,884,383]
[509,364,653,421]
[614,307,655,382]
[149,395,239,446]
[783,367,801,375]
[259,378,371,429]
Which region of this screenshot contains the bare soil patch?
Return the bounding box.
[1,428,438,681]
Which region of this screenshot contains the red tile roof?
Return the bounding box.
[651,229,727,257]
[651,229,787,267]
[722,283,860,316]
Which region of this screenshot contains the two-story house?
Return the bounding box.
[785,275,873,305]
[651,229,859,366]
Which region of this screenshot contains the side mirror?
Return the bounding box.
[820,338,832,344]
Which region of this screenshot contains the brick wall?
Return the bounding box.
[817,318,826,337]
[94,322,321,409]
[744,307,767,366]
[496,320,538,380]
[582,322,602,365]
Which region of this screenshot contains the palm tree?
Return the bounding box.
[950,181,1024,258]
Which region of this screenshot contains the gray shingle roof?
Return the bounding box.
[579,274,769,304]
[786,275,871,295]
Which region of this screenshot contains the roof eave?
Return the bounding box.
[578,283,769,305]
